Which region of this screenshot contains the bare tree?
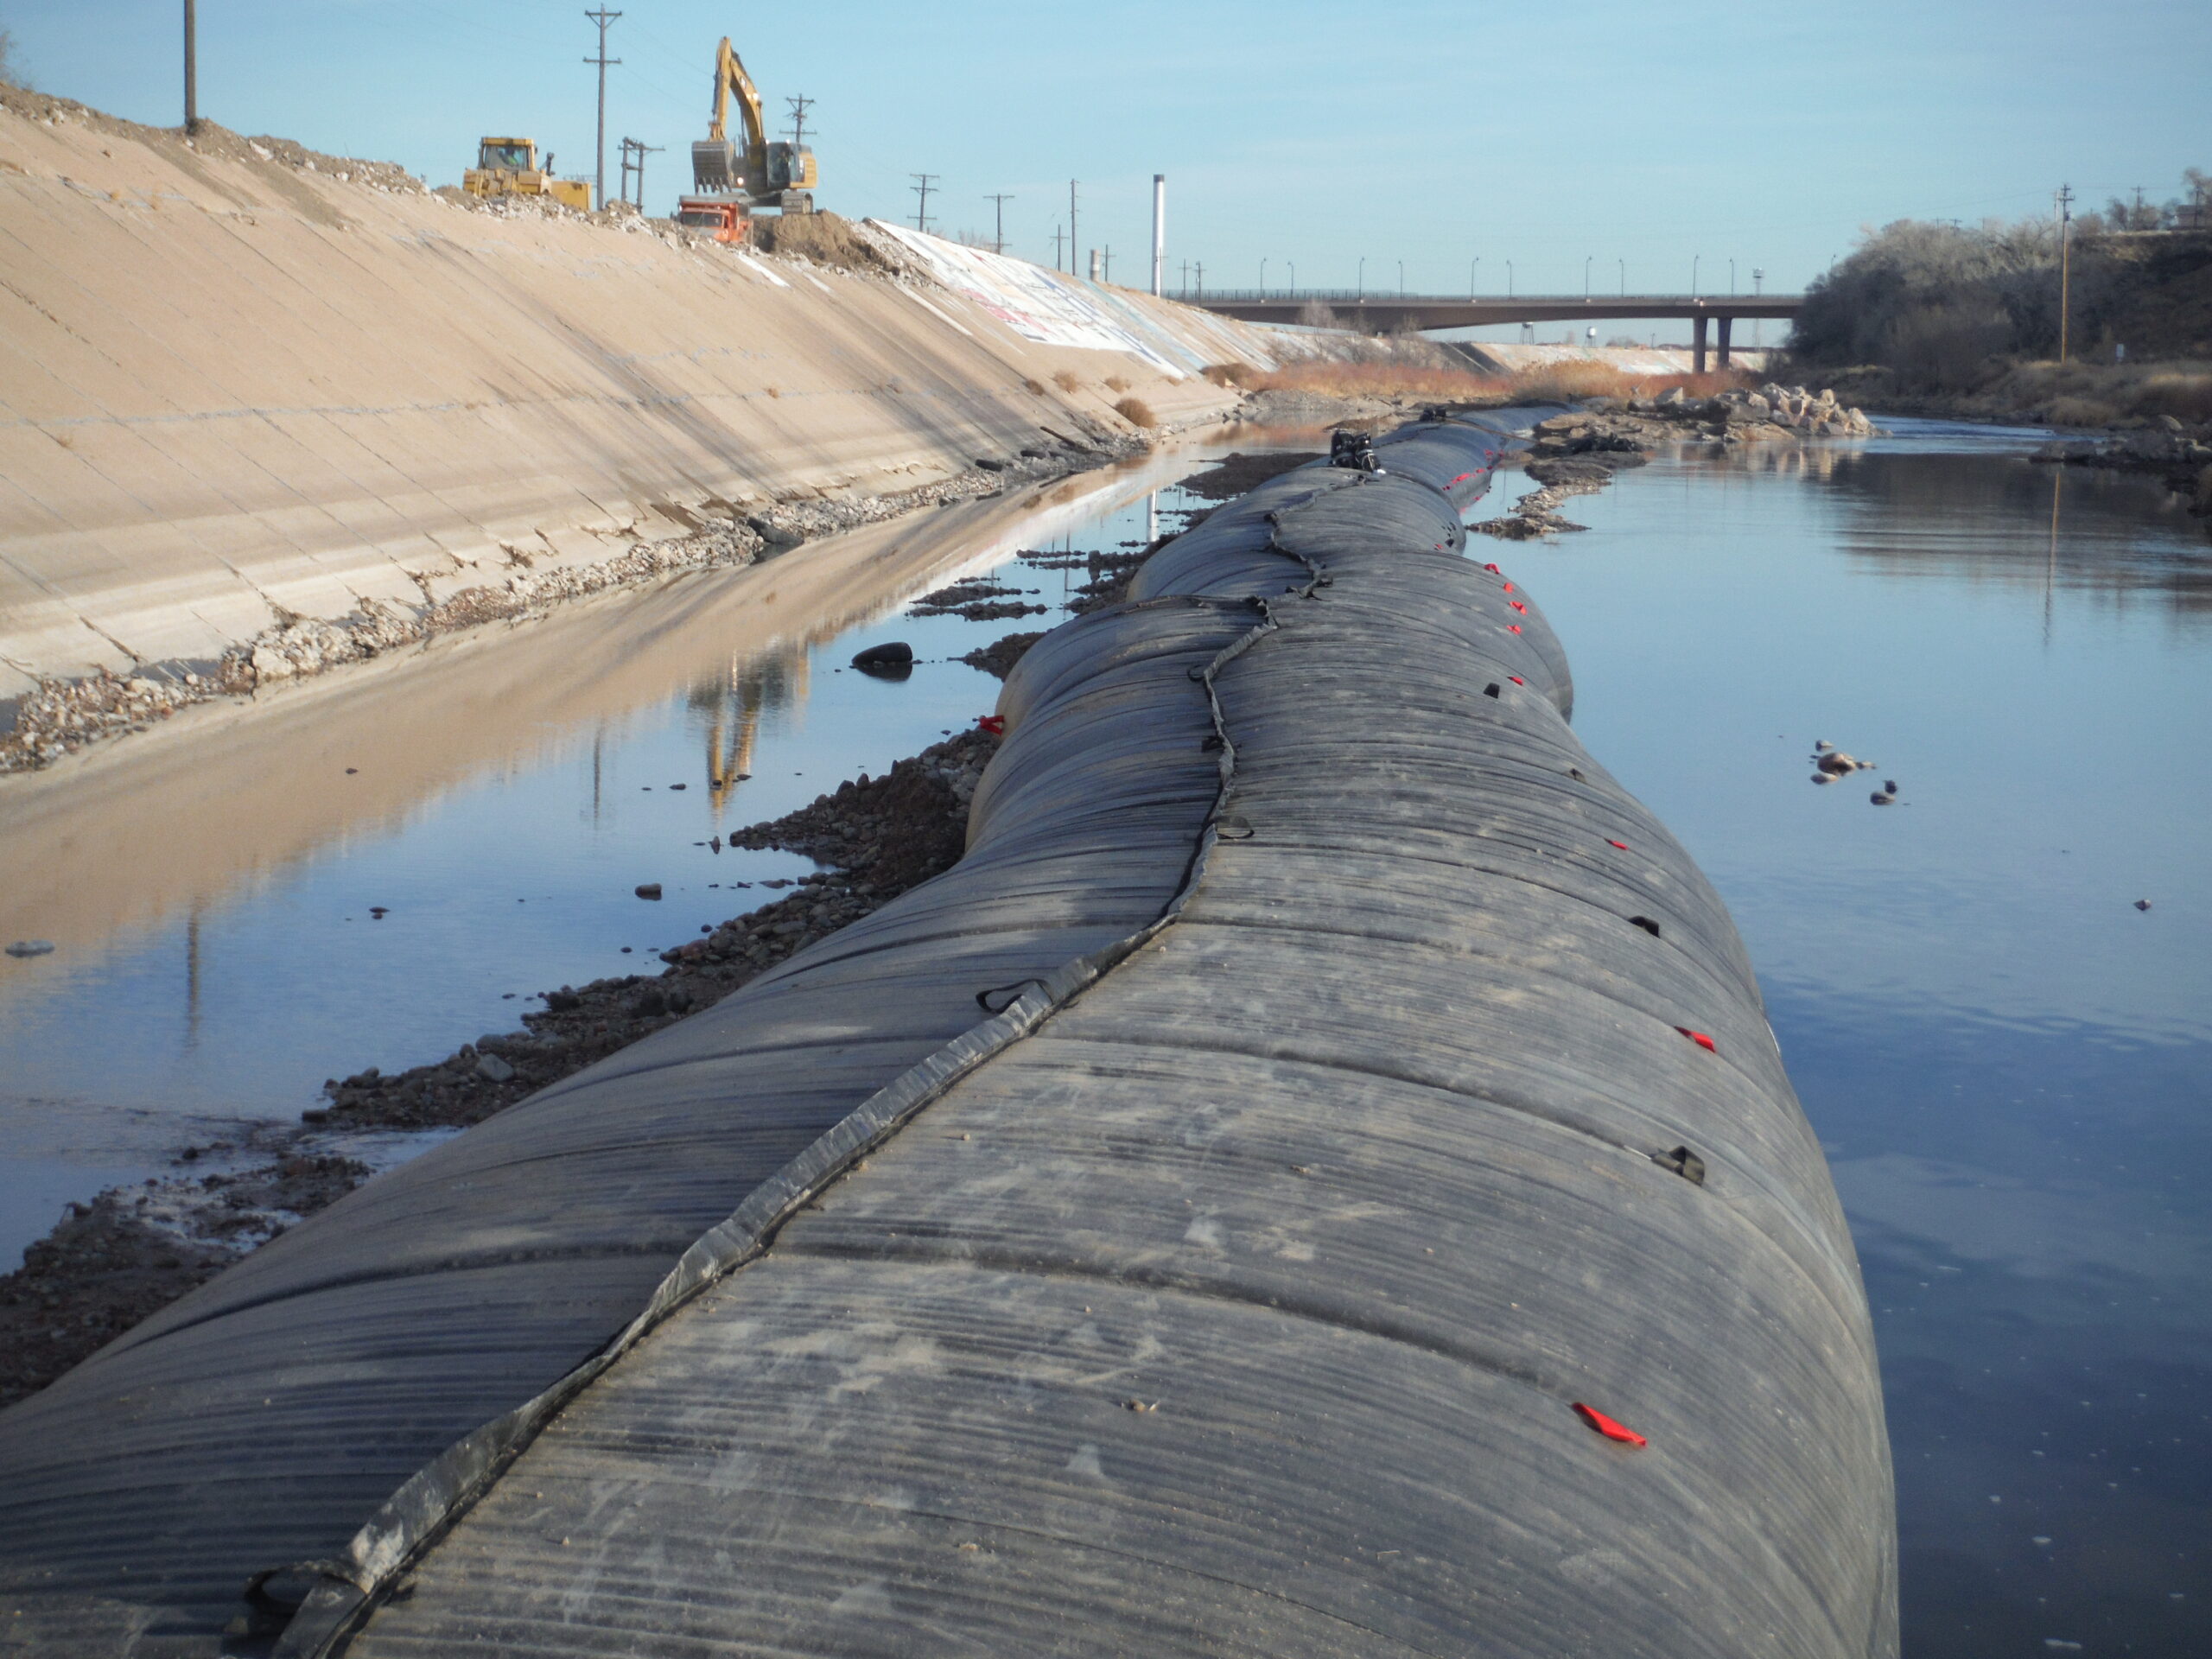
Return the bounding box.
[0,30,28,89]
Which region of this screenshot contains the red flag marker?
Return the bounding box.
[1606,838,1628,850]
[1502,582,1515,592]
[1509,676,1524,685]
[1675,1027,1717,1052]
[1510,601,1529,613]
[1508,624,1522,633]
[1483,563,1502,574]
[1573,1403,1647,1446]
[976,715,1007,735]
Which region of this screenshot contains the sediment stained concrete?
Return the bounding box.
[0,90,1300,706]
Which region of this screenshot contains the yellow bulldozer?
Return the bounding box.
[462,137,593,212]
[676,35,816,235]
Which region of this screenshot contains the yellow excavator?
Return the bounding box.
[462,137,593,212]
[676,35,816,235]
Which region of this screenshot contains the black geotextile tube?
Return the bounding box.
[0,410,1897,1659]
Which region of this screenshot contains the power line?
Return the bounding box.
[910,173,938,234]
[582,7,622,209]
[984,193,1014,256]
[785,94,815,148]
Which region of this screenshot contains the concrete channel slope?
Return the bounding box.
[0,90,1302,705]
[0,412,1896,1657]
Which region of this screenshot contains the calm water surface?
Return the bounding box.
[3,418,2208,1655]
[1471,423,2211,1656]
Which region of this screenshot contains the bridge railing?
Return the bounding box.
[1176,290,1798,307]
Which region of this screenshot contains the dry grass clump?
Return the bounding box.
[2047,395,2120,426]
[1986,359,2212,424]
[1022,378,1047,396]
[1052,369,1082,393]
[1114,397,1158,429]
[1104,374,1132,392]
[1202,363,1258,388]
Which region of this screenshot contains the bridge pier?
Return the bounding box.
[1692,314,1708,375]
[1717,315,1734,372]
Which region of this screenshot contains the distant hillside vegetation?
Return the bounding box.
[1782,170,2211,419]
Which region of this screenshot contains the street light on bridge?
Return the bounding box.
[1398,260,1405,298]
[1469,257,1478,300]
[1287,259,1295,294]
[1357,256,1365,302]
[1729,257,1737,296]
[1261,257,1268,295]
[1692,254,1700,298]
[1618,257,1625,296]
[1505,259,1514,298]
[1584,255,1592,300]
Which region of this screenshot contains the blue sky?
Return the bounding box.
[7,0,2206,306]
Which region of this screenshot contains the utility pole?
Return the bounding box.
[2056,183,2075,362]
[1052,225,1066,268]
[984,194,1014,255]
[583,7,621,211]
[1179,258,1189,296]
[1194,260,1204,300]
[910,172,938,233]
[619,137,663,208]
[784,94,815,147]
[1102,246,1112,283]
[182,0,199,133]
[1068,181,1079,275]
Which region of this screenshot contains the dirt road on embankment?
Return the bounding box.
[0,86,1343,757]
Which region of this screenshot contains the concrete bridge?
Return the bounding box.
[1182,292,1804,372]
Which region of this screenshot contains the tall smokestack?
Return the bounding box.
[1151,175,1166,297]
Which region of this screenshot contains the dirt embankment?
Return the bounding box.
[0,86,1352,765]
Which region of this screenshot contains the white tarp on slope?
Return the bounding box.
[866,220,1185,372]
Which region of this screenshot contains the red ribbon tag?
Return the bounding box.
[1573,1403,1647,1446]
[1675,1027,1717,1052]
[1510,601,1528,613]
[1503,582,1514,592]
[1483,563,1502,574]
[1509,676,1524,685]
[976,715,1007,735]
[1606,838,1628,850]
[1508,624,1522,633]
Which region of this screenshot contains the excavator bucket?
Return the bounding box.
[692,137,740,194]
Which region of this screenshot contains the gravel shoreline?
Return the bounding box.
[0,729,1002,1408]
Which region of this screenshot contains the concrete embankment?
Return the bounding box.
[0,88,1323,732]
[0,414,1894,1656]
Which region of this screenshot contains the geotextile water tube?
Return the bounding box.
[0,409,1896,1658]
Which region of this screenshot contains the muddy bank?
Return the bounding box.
[0,728,998,1406]
[2031,418,2212,528]
[1474,384,1873,538]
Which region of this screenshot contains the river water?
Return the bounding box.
[2,419,2207,1654]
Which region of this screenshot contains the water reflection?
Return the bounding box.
[1521,426,2212,1654]
[695,645,808,815]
